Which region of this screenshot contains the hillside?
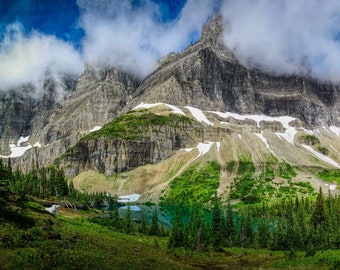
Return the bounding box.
[57,103,339,203]
[0,15,338,202]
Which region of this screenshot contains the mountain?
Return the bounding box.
[0,14,339,202]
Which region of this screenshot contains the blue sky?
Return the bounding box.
[0,0,190,48]
[0,0,340,93]
[0,0,220,91]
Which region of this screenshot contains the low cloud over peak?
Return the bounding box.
[0,23,83,92]
[78,0,220,78]
[1,0,340,93]
[221,0,340,82]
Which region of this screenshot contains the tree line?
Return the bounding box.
[0,159,68,198]
[1,157,339,255]
[168,190,340,256]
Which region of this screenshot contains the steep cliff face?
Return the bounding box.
[9,66,140,171]
[57,111,202,177]
[0,76,77,155]
[1,13,339,196]
[132,15,340,127]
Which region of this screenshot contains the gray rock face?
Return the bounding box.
[10,66,140,171]
[132,15,339,127]
[2,14,339,175]
[0,76,77,154]
[59,120,201,177]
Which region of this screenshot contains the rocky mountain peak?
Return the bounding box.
[201,13,223,41]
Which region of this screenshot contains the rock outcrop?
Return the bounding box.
[9,66,140,171]
[0,14,339,179]
[132,15,340,127]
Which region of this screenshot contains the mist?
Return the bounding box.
[0,0,219,92]
[78,0,220,78]
[0,23,83,93]
[221,0,340,82]
[2,0,339,94]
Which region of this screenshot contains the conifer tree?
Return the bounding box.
[311,187,328,229]
[124,203,133,234]
[211,192,224,250]
[225,200,235,246]
[149,208,160,236]
[168,207,185,248]
[257,219,270,248]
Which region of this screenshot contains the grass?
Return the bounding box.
[316,169,340,184]
[161,161,220,205]
[1,190,339,270]
[230,156,314,203]
[58,110,197,161]
[83,110,194,141]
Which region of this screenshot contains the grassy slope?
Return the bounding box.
[0,189,339,270]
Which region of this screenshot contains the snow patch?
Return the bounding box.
[45,205,60,214]
[33,142,42,148]
[185,106,213,125]
[210,110,297,144]
[302,144,340,168]
[216,142,221,152]
[180,141,217,160]
[329,126,340,136]
[194,141,214,160]
[325,184,337,190]
[90,126,101,132]
[255,132,275,154]
[302,128,315,135]
[275,126,297,145]
[237,134,242,140]
[210,111,296,129]
[8,144,32,158]
[133,102,185,115]
[17,136,29,146]
[181,148,194,152]
[0,136,39,158]
[118,194,141,203]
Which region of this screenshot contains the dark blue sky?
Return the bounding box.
[0,0,187,48]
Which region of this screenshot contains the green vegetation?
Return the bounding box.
[1,158,340,269]
[169,189,340,253]
[162,161,220,205]
[316,169,340,184]
[230,156,314,203]
[299,135,320,145]
[317,146,329,156]
[83,110,194,141]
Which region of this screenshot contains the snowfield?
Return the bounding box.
[133,102,185,115]
[0,136,42,158]
[185,106,213,125]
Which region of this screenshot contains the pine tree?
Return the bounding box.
[257,219,270,248]
[311,187,328,229]
[149,208,160,236]
[225,200,235,246]
[124,203,134,234]
[112,197,121,231]
[211,192,224,250]
[168,207,185,248]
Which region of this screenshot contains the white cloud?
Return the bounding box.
[78,0,219,78]
[221,0,340,82]
[0,23,83,93]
